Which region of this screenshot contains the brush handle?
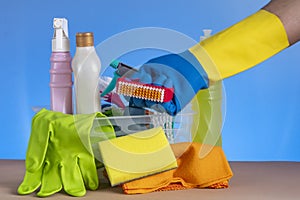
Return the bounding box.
[101,72,120,97]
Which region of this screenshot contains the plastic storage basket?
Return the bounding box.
[92,111,196,144]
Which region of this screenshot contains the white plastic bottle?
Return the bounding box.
[72,32,101,114]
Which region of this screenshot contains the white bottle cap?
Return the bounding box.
[52,18,70,52]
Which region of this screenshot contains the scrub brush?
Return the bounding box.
[116,77,174,103]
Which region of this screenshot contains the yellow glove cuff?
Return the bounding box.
[189,10,289,81]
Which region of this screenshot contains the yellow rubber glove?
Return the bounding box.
[190,10,289,81]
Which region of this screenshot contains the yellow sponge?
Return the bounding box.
[98,127,178,186]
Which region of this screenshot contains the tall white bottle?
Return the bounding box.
[72,32,101,114]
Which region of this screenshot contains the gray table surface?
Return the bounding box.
[1,160,300,200]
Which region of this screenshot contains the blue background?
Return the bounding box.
[1,0,300,161]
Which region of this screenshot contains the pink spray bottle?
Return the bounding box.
[50,18,73,114]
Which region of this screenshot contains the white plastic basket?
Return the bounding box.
[93,112,196,144]
[32,107,197,144]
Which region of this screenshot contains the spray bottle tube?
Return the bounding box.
[49,18,73,114]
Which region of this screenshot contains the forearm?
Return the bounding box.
[263,0,300,45]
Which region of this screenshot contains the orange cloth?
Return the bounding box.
[122,142,233,194]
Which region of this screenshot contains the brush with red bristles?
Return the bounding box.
[116,77,174,103]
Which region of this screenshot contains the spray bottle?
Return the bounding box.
[191,29,223,158]
[49,18,73,114]
[72,32,101,114]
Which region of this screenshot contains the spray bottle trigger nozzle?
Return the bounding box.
[52,18,69,51]
[203,29,212,37]
[200,29,212,41]
[53,18,68,37]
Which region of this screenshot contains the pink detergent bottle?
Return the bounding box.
[50,18,73,114]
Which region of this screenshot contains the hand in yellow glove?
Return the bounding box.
[18,109,114,197]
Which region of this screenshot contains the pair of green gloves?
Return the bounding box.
[18,109,115,197]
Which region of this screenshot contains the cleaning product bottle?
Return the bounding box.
[191,29,223,158]
[72,32,101,114]
[50,18,73,114]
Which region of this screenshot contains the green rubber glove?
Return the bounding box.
[17,109,65,196]
[18,109,114,197]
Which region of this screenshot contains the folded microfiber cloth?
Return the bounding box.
[122,142,233,194]
[98,127,178,186]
